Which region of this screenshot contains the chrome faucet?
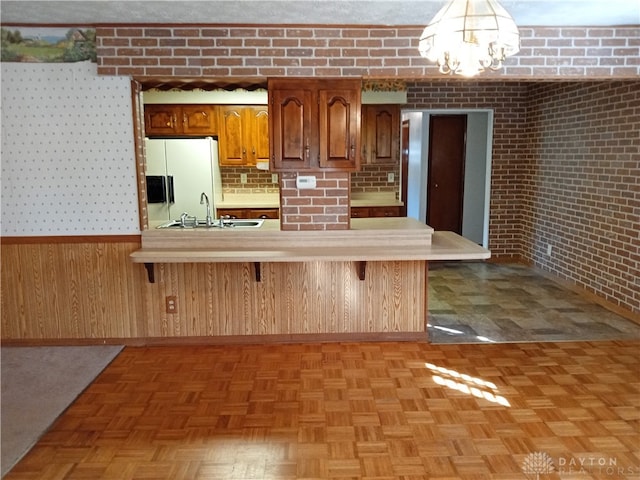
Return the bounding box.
[200,192,214,227]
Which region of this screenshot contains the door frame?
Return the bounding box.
[401,109,494,248]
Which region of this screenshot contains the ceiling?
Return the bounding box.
[0,1,638,27]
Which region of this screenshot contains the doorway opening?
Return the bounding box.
[401,109,493,247]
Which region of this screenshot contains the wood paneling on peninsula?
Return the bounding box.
[143,260,426,337]
[1,239,427,343]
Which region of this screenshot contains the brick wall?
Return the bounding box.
[96,26,640,79]
[405,80,639,314]
[523,81,640,313]
[280,172,350,231]
[93,24,639,312]
[351,164,400,194]
[405,81,531,258]
[220,167,279,194]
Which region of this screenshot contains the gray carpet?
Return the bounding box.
[1,345,123,477]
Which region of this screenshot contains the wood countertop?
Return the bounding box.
[131,218,489,264]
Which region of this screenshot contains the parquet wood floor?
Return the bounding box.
[5,341,640,479]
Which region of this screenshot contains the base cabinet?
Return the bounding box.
[217,208,279,219]
[351,206,401,218]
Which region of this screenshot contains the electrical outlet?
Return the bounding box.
[166,296,177,314]
[546,244,552,256]
[240,173,248,184]
[387,172,395,183]
[271,173,278,184]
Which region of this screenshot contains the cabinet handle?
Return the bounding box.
[243,147,246,158]
[305,144,310,160]
[350,144,355,159]
[252,147,256,156]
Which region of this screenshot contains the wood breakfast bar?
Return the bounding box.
[130,218,490,342]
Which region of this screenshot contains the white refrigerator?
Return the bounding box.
[144,137,222,224]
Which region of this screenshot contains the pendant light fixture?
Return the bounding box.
[418,0,520,77]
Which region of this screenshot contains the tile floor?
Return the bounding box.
[427,262,640,344]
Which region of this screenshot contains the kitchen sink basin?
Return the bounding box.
[156,219,264,229]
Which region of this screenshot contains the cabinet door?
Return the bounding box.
[248,208,279,219]
[369,206,400,217]
[248,107,270,166]
[182,105,217,135]
[270,88,314,171]
[318,88,360,171]
[350,207,370,218]
[144,105,180,135]
[218,106,246,166]
[216,208,245,219]
[363,105,399,164]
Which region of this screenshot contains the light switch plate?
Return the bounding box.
[387,172,395,183]
[240,173,248,184]
[271,173,278,183]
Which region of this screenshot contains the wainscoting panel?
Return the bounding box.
[2,239,427,343]
[1,240,145,340]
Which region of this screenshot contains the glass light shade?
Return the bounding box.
[419,0,520,77]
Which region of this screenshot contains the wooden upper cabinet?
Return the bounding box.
[144,104,217,136]
[269,78,361,172]
[144,105,180,135]
[361,104,400,165]
[248,107,270,166]
[218,106,245,165]
[319,88,360,170]
[269,87,314,171]
[218,106,270,166]
[182,105,217,135]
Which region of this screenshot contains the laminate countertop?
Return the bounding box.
[131,218,490,264]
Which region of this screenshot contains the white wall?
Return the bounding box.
[404,111,427,221]
[402,110,492,246]
[1,61,139,236]
[462,112,490,245]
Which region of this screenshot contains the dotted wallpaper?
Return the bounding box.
[1,61,139,236]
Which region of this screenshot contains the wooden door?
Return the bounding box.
[318,88,360,171]
[182,105,216,135]
[144,105,180,135]
[248,107,270,166]
[218,106,246,166]
[426,114,466,233]
[270,88,314,170]
[364,105,399,164]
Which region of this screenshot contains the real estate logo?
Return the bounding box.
[522,452,555,479]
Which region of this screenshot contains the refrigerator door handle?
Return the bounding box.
[167,175,175,204]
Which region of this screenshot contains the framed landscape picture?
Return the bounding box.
[1,27,96,62]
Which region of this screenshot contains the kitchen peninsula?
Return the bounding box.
[130,217,489,341]
[128,77,491,343]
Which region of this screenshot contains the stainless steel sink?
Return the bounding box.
[225,220,264,228]
[156,219,264,229]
